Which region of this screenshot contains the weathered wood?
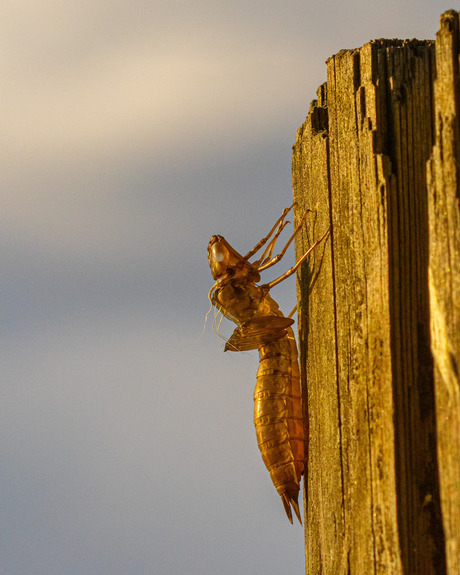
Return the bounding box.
[427,10,460,575]
[292,11,460,573]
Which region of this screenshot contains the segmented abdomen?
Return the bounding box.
[253,326,304,523]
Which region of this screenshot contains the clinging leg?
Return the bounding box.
[257,209,313,272]
[253,219,290,267]
[243,203,295,261]
[264,225,330,290]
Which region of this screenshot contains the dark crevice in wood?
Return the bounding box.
[327,135,346,529]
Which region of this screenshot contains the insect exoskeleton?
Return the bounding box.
[207,204,329,524]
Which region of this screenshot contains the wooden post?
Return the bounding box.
[292,10,460,574]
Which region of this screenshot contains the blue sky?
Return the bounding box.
[2,1,451,573]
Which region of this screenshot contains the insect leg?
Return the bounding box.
[287,305,297,319]
[257,209,313,272]
[243,203,295,261]
[264,225,330,289]
[252,219,290,267]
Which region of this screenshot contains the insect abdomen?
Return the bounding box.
[254,329,304,524]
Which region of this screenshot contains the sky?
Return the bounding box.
[1,1,453,573]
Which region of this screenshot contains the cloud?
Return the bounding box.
[2,0,325,273]
[2,309,304,573]
[3,1,321,170]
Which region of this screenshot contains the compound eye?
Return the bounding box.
[211,242,226,263]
